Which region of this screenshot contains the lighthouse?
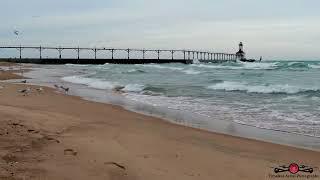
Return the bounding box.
[236,42,246,60]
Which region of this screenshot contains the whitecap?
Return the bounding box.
[122,84,145,92]
[182,69,202,75]
[61,75,145,93]
[191,64,242,70]
[126,69,145,73]
[282,95,306,101]
[137,64,184,71]
[309,64,320,69]
[65,64,90,67]
[207,81,319,94]
[62,76,119,90]
[240,62,278,70]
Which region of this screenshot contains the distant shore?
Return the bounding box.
[0,63,319,180]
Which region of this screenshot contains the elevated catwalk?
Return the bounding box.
[0,46,237,64]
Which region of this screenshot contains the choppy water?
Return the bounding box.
[31,61,320,138]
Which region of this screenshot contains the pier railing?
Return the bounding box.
[0,45,237,64]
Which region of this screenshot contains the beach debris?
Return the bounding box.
[44,136,60,143]
[36,87,44,93]
[10,123,24,127]
[20,80,27,83]
[28,129,40,134]
[104,162,126,170]
[64,149,77,156]
[60,86,69,93]
[18,87,31,95]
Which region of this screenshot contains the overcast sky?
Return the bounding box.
[1,0,320,60]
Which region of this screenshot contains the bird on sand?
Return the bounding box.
[18,87,31,96]
[60,86,69,93]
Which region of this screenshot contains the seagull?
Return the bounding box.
[14,30,19,36]
[18,87,31,96]
[60,86,69,93]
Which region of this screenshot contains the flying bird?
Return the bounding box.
[14,30,19,36]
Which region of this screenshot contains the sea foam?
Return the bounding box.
[137,64,184,71]
[182,69,202,75]
[62,76,144,92]
[208,81,319,94]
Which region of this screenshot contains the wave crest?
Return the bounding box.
[61,76,144,92]
[208,81,319,94]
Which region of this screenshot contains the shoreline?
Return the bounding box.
[22,64,320,152]
[1,63,320,179]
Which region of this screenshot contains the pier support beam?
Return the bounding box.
[157,50,160,60]
[17,46,22,59]
[76,47,80,59]
[142,50,146,59]
[111,49,114,59]
[57,47,63,59]
[171,50,174,60]
[127,49,130,60]
[39,46,42,59]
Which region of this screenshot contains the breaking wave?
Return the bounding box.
[124,69,146,74]
[137,64,184,71]
[309,64,320,69]
[61,76,144,92]
[191,61,320,71]
[207,81,320,94]
[191,62,278,70]
[182,69,202,75]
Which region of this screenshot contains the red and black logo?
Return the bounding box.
[273,163,314,174]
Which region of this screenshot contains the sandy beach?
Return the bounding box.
[0,64,320,180]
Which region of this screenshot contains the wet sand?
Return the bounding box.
[0,64,319,180]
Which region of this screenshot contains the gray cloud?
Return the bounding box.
[1,0,320,60]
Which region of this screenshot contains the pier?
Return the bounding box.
[0,46,237,64]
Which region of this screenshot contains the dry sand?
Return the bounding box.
[0,65,319,180]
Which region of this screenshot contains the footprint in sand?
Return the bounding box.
[64,149,78,156]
